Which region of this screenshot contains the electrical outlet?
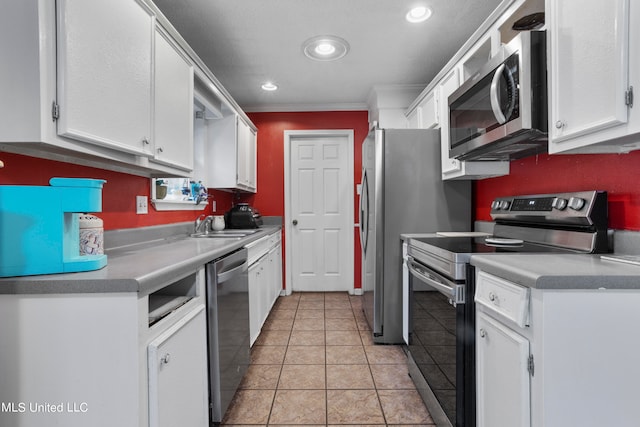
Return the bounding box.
[136,196,148,214]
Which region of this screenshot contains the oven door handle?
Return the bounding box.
[407,257,465,304]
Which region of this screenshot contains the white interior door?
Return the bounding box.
[285,130,354,293]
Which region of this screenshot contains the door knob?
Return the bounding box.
[292,219,298,226]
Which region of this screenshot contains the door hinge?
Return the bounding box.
[528,354,535,377]
[625,86,634,108]
[51,101,60,121]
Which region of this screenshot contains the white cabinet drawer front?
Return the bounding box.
[246,235,271,265]
[475,271,529,327]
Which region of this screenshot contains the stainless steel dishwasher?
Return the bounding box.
[205,247,249,424]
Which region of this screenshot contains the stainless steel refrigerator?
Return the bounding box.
[359,127,471,344]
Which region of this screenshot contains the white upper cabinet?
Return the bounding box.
[56,0,154,157]
[438,67,465,176]
[0,0,250,178]
[153,27,194,172]
[236,118,258,191]
[548,0,640,154]
[405,3,518,180]
[410,63,508,181]
[204,114,257,193]
[419,91,439,130]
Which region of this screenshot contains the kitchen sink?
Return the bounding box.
[190,229,261,239]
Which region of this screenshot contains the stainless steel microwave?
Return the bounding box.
[448,31,547,161]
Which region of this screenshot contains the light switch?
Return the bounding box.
[136,196,148,214]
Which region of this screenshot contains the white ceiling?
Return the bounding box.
[152,0,503,112]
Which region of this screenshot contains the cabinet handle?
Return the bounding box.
[489,292,496,302]
[161,353,171,365]
[479,328,486,338]
[555,120,565,129]
[142,138,150,145]
[157,147,164,154]
[292,219,298,226]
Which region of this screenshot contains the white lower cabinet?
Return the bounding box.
[248,259,265,345]
[148,305,208,427]
[247,230,283,345]
[0,293,139,427]
[476,312,531,427]
[475,269,640,427]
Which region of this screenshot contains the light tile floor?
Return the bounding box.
[221,292,434,426]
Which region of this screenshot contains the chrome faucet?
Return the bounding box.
[194,214,206,233]
[194,214,214,234]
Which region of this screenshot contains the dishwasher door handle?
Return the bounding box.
[216,260,248,284]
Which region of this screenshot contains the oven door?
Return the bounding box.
[406,256,475,427]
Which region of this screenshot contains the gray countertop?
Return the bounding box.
[0,226,281,296]
[470,253,640,290]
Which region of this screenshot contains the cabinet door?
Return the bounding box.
[549,0,630,145]
[273,242,283,303]
[236,117,249,188]
[148,305,208,427]
[476,312,531,427]
[236,118,257,192]
[248,261,262,346]
[438,67,463,176]
[419,90,439,129]
[154,28,194,171]
[267,246,279,310]
[247,126,258,191]
[56,0,153,156]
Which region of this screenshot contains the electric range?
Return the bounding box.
[404,190,609,427]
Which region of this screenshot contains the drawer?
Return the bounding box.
[246,230,281,265]
[475,271,530,328]
[269,231,281,247]
[246,235,270,265]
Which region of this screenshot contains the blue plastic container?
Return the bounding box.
[0,178,107,277]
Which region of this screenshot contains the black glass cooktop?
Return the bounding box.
[410,236,574,255]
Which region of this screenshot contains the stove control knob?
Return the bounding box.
[499,200,511,210]
[552,197,568,210]
[568,197,586,211]
[491,200,501,210]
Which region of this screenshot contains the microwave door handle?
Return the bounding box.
[490,63,507,124]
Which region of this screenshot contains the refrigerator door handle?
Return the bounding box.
[359,169,369,254]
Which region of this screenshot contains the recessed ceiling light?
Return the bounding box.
[261,82,278,91]
[406,6,432,23]
[303,35,350,61]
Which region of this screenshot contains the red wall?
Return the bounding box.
[474,151,640,231]
[246,111,370,289]
[6,113,637,289]
[0,152,234,230]
[0,111,370,288]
